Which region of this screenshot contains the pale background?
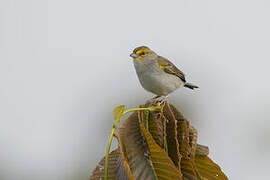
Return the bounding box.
[1,0,270,179]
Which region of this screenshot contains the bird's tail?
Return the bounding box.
[184,83,199,90]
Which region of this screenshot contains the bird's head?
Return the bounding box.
[130,46,157,61]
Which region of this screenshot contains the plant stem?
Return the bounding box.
[105,128,116,179]
[105,105,161,180]
[164,136,168,153]
[122,106,161,115]
[145,110,149,131]
[195,168,203,180]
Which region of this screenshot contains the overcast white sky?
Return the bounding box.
[1,0,270,179]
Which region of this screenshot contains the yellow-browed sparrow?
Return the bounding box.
[130,46,198,97]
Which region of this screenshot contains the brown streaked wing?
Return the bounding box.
[157,56,186,82]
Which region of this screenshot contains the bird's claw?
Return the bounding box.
[152,95,168,105]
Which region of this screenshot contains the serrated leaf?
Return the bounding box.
[163,103,181,170]
[138,110,183,180]
[139,103,166,149]
[189,125,198,158]
[90,101,228,180]
[168,103,198,180]
[194,155,228,180]
[168,104,228,180]
[195,144,209,156]
[117,112,158,180]
[89,149,129,180]
[148,111,166,148]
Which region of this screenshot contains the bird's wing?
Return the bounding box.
[157,56,186,82]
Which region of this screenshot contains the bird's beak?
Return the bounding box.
[130,53,139,58]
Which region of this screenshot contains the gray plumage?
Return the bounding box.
[130,46,198,96]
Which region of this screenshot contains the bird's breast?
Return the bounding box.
[133,60,183,95]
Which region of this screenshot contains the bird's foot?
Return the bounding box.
[156,95,168,105]
[147,95,168,106]
[146,95,168,106]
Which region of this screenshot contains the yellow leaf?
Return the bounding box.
[138,110,183,180]
[113,105,125,121]
[195,155,228,180]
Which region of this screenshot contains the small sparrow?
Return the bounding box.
[130,46,198,97]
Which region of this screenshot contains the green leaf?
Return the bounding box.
[113,105,125,122]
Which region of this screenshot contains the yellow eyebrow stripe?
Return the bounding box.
[135,48,150,54]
